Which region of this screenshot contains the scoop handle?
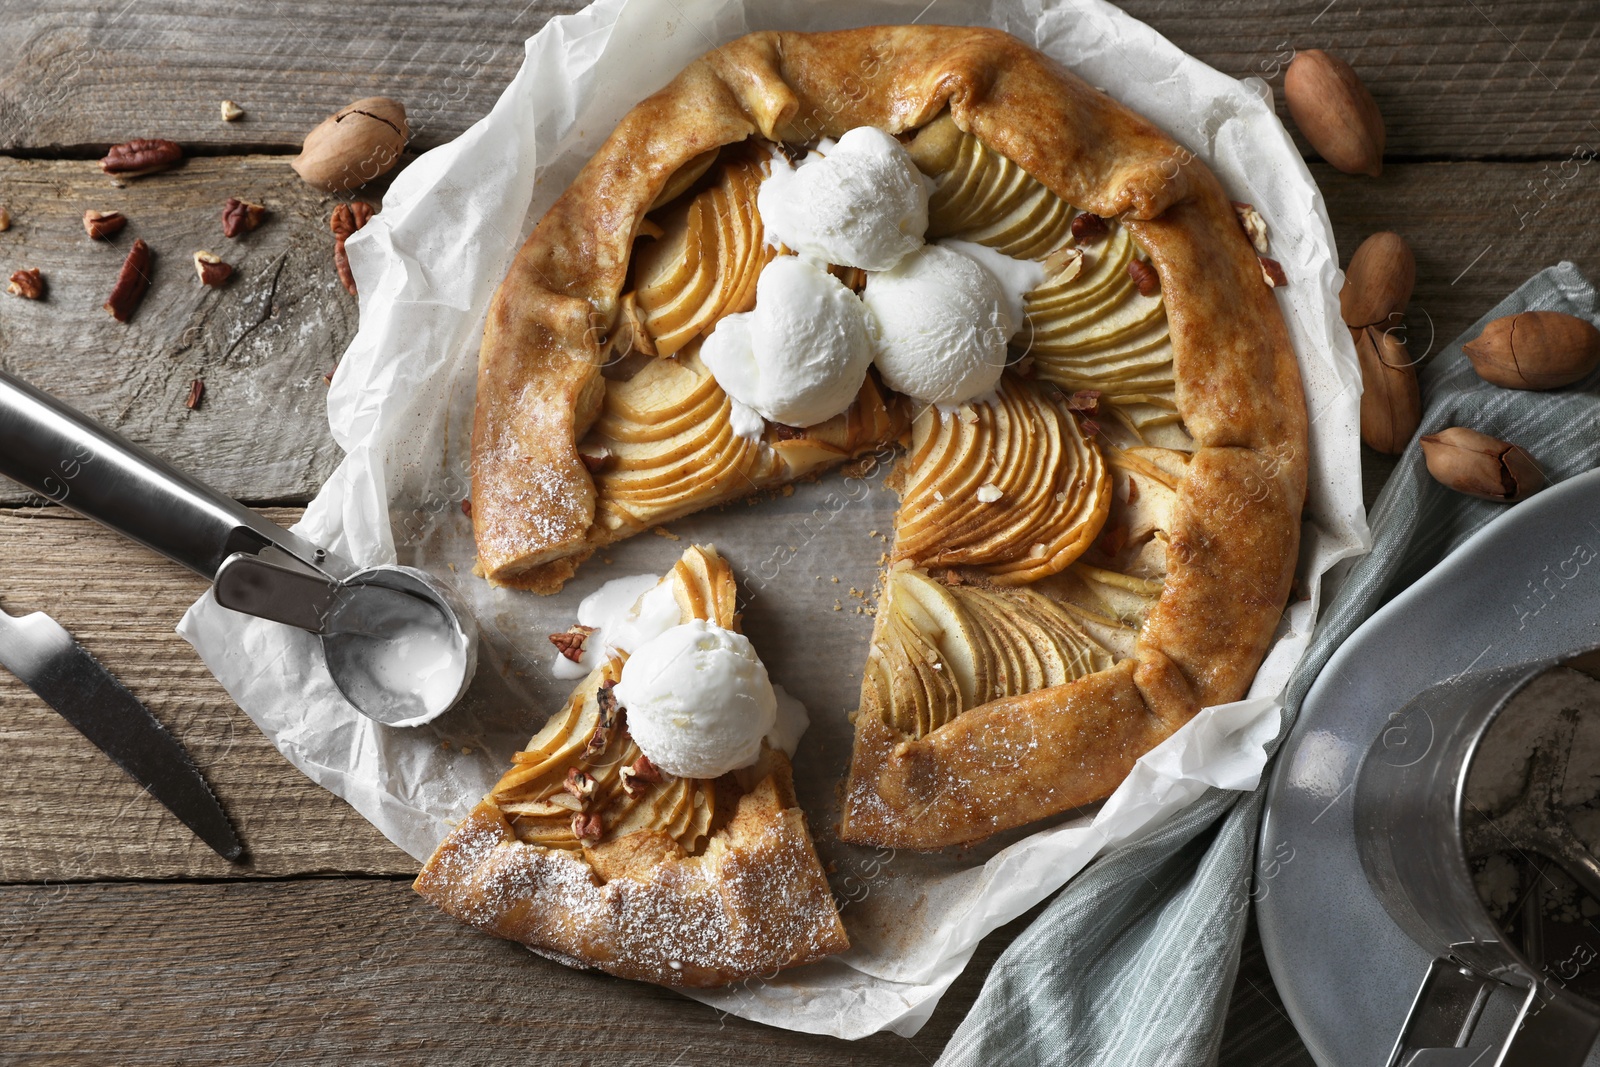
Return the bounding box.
[0,369,320,578]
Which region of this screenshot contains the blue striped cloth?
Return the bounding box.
[937,262,1600,1067]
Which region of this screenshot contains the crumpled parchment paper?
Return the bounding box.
[179,0,1370,1038]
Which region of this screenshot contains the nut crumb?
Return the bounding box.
[832,600,842,611]
[652,526,681,541]
[220,100,244,122]
[184,379,204,410]
[976,483,1002,503]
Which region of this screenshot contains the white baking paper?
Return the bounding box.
[178,0,1370,1039]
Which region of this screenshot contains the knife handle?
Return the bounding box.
[0,369,321,579]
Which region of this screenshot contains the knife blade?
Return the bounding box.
[0,601,243,861]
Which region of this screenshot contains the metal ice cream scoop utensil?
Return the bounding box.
[0,369,476,727]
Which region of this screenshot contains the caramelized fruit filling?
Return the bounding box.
[490,546,748,855]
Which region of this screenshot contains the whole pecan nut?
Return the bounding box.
[100,139,183,178]
[330,202,375,295]
[7,267,44,300]
[222,198,266,239]
[104,239,153,322]
[83,210,128,239]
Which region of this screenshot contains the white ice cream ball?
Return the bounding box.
[757,126,929,271]
[612,619,777,780]
[862,244,1014,405]
[700,255,872,428]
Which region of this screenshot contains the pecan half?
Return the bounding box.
[7,267,44,300]
[184,379,205,410]
[193,250,233,287]
[222,198,267,239]
[330,202,375,295]
[1259,256,1288,289]
[100,139,183,179]
[104,239,152,322]
[548,624,595,664]
[1127,259,1160,297]
[571,811,603,843]
[1071,212,1109,245]
[83,210,127,240]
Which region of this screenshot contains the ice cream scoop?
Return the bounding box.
[757,127,929,271]
[612,619,778,779]
[862,244,1015,405]
[700,255,872,429]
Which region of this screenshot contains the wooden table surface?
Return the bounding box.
[2,2,1597,1063]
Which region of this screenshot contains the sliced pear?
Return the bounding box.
[891,377,1111,582]
[633,154,772,356]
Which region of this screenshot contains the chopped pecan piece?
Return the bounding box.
[548,624,595,664]
[571,811,603,843]
[330,202,375,296]
[1070,212,1109,245]
[587,682,623,755]
[1259,256,1289,289]
[100,139,183,178]
[222,198,267,238]
[1065,389,1101,416]
[459,498,471,516]
[771,423,807,441]
[577,445,613,473]
[0,206,10,231]
[562,767,597,800]
[104,239,152,322]
[7,267,44,300]
[1232,201,1271,255]
[184,379,205,410]
[620,755,663,797]
[193,250,233,287]
[82,210,127,240]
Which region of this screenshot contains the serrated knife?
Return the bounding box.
[0,601,243,861]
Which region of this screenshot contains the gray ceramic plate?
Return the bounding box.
[1259,467,1600,1066]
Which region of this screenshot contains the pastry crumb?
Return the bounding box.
[652,526,681,541]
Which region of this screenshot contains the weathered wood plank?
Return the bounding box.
[0,876,1023,1065]
[0,506,418,881]
[0,0,1596,159]
[0,156,353,506]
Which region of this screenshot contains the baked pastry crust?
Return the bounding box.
[471,25,1306,847]
[415,546,849,987]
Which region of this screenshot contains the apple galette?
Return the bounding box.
[465,24,1305,867]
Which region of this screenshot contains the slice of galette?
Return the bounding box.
[415,545,848,986]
